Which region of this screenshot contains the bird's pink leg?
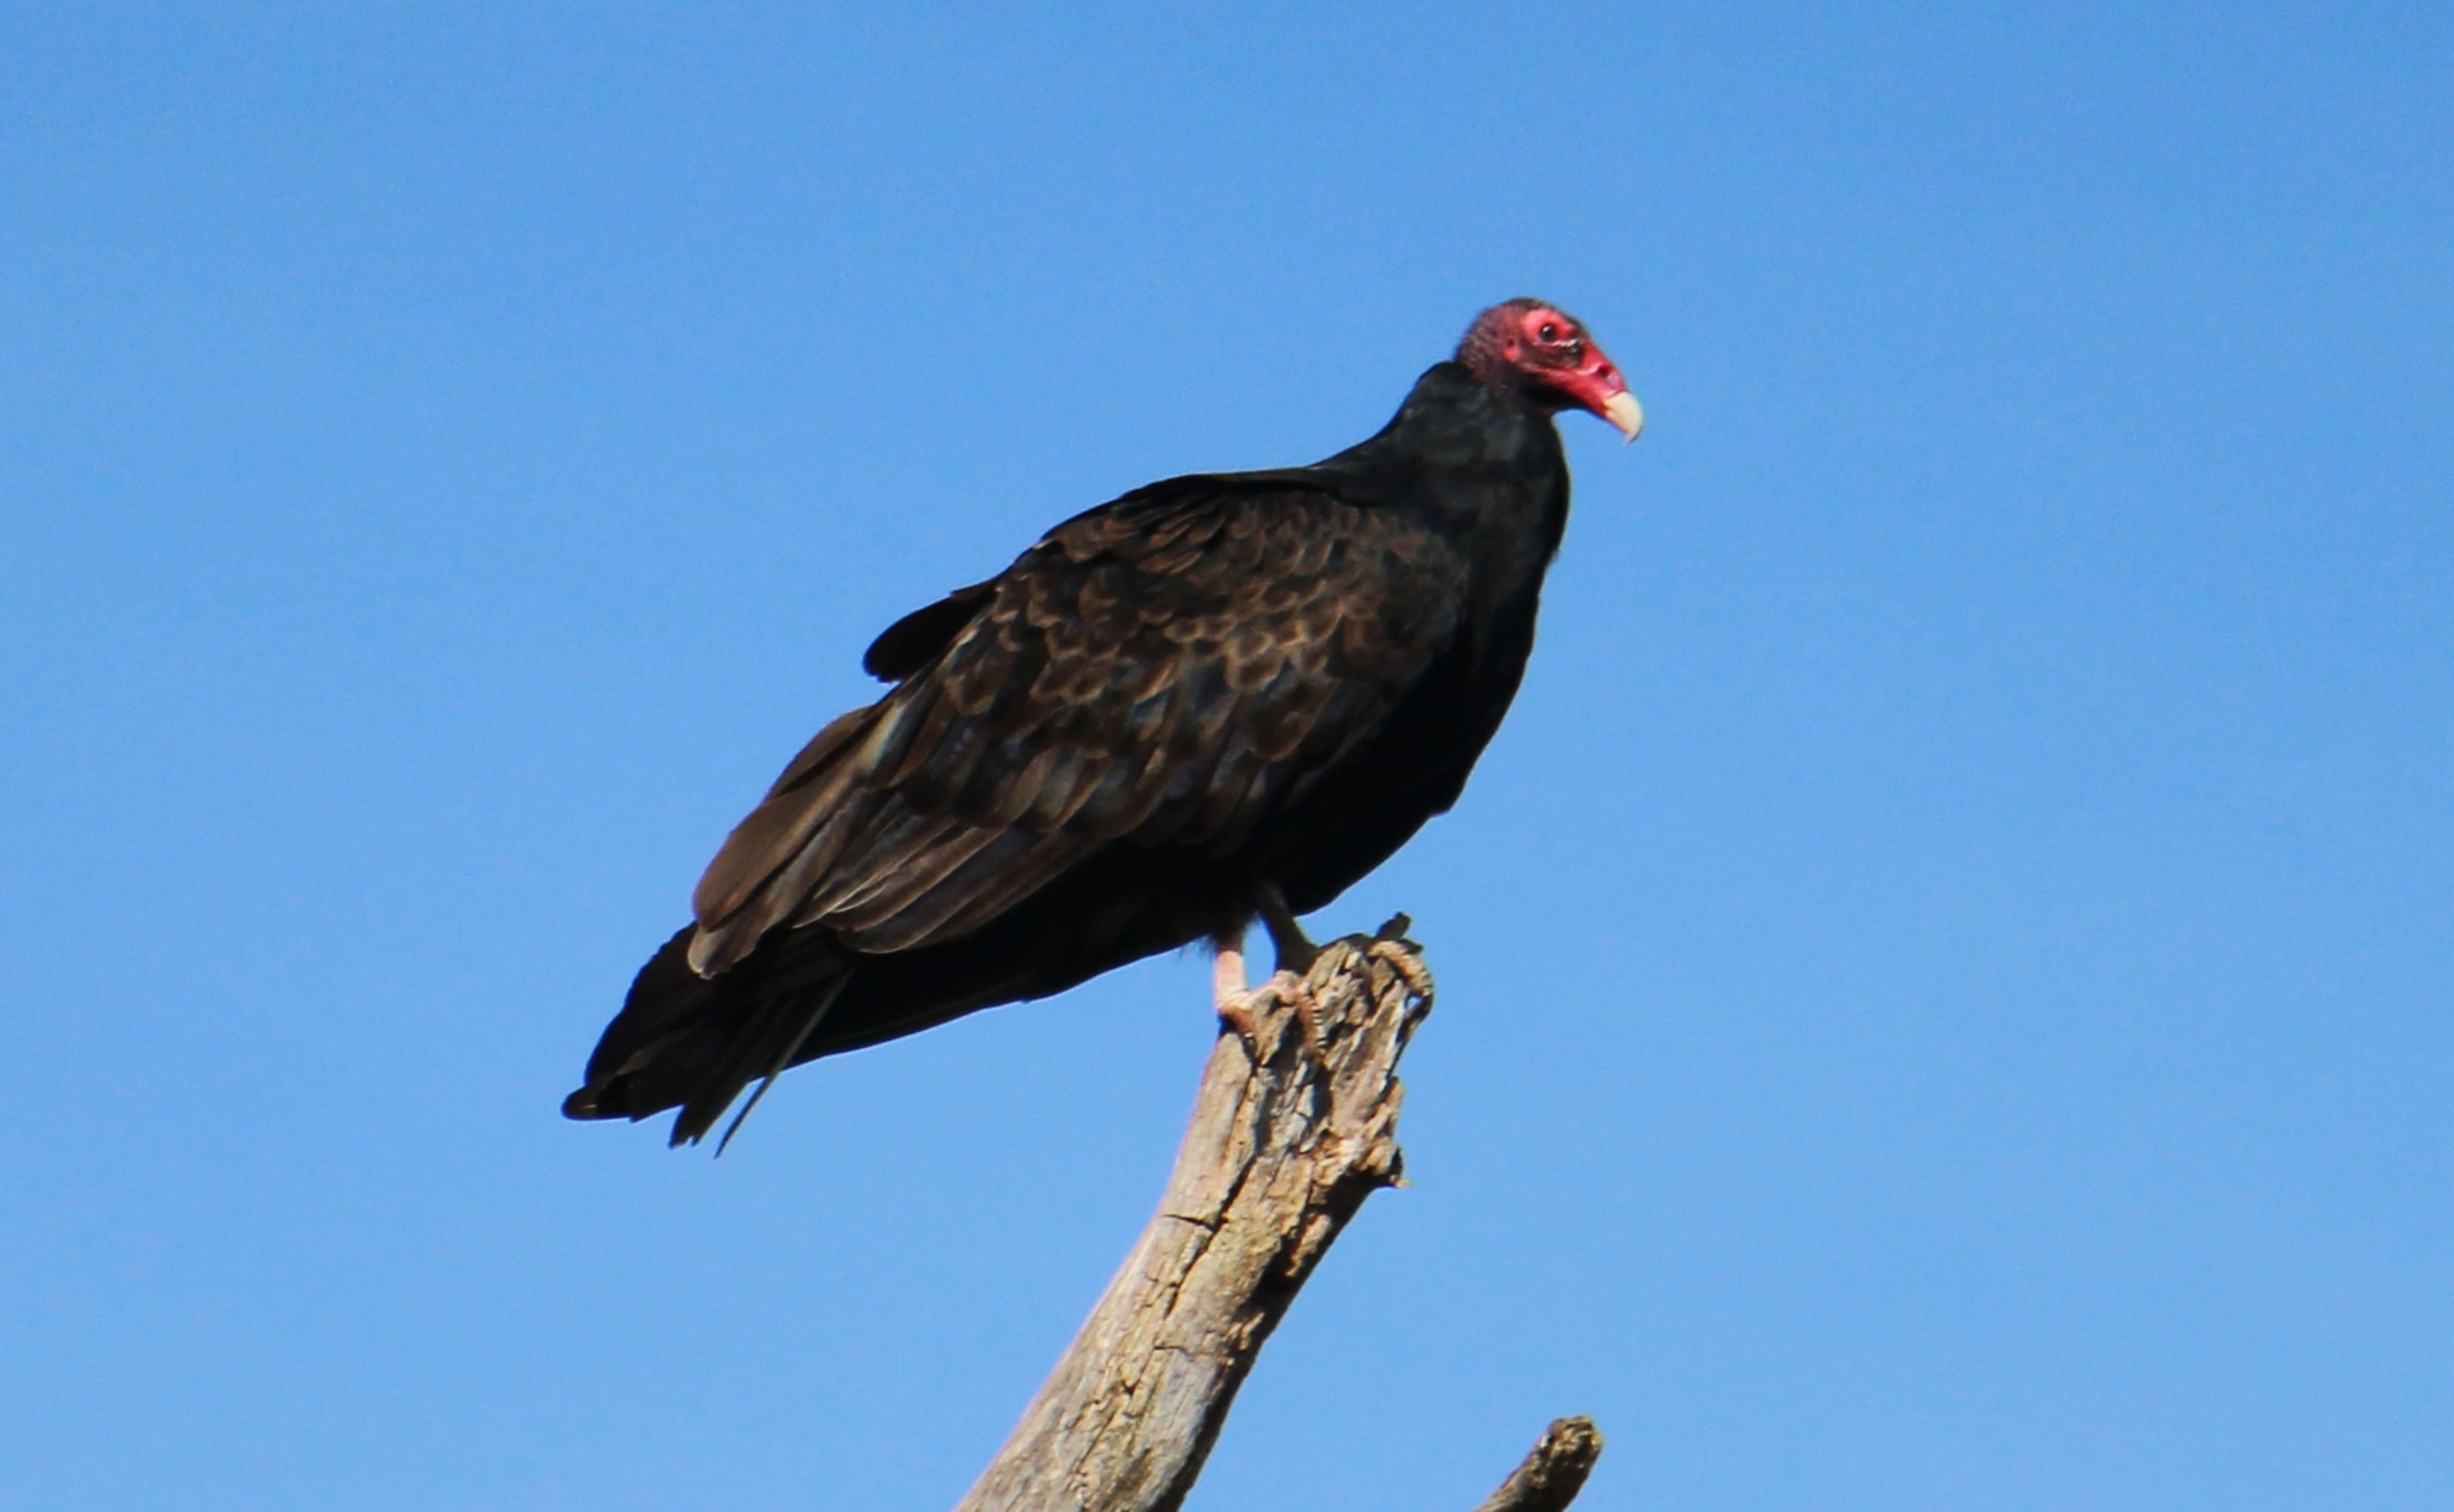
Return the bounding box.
[1212,929,1322,1066]
[1213,941,1264,1054]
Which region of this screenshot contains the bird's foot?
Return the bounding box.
[1278,969,1329,1064]
[1367,938,1436,1003]
[1359,912,1434,1002]
[1213,944,1325,1066]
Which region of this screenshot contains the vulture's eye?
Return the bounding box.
[1538,323,1559,342]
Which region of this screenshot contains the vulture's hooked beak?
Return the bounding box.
[1602,391,1645,443]
[1547,343,1646,443]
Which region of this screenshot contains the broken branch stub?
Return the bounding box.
[1470,1417,1606,1512]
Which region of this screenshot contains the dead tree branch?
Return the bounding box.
[1470,1417,1605,1512]
[951,921,1604,1512]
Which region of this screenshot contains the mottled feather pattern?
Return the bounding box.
[686,485,1468,973]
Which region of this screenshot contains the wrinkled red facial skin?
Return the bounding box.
[1457,299,1631,422]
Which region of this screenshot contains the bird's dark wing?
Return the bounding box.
[685,481,1469,974]
[860,578,996,681]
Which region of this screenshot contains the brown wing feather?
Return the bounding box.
[686,483,1469,975]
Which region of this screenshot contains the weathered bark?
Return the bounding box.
[1470,1417,1605,1512]
[952,921,1604,1512]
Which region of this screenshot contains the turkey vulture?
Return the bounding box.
[566,299,1643,1147]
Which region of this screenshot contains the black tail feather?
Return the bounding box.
[567,848,1257,1149]
[563,922,860,1147]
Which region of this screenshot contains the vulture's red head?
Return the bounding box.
[1458,299,1644,441]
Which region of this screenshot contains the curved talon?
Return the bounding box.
[1220,971,1324,1066]
[1269,969,1328,1066]
[1220,1012,1269,1067]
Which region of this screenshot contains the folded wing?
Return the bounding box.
[686,480,1470,974]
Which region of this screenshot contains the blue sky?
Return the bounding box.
[2,4,2448,1508]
